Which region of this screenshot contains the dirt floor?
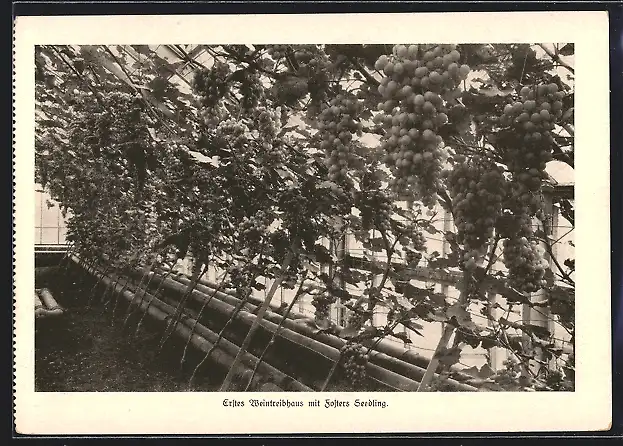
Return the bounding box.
[35,273,222,392]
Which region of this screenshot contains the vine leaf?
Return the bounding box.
[558,43,574,56]
[434,346,461,367]
[392,331,412,344]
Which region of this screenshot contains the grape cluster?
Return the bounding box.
[318,94,364,183]
[312,292,336,320]
[406,226,427,251]
[253,106,282,140]
[238,211,271,242]
[265,44,290,60]
[215,119,250,148]
[405,249,423,267]
[502,235,549,293]
[290,45,322,64]
[200,104,228,129]
[260,141,287,164]
[289,46,331,111]
[501,83,563,159]
[240,72,264,110]
[340,342,369,387]
[374,44,469,207]
[444,157,507,270]
[499,83,562,208]
[193,63,231,107]
[356,189,392,231]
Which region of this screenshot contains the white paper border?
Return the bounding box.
[14,12,612,434]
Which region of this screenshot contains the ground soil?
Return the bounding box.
[35,273,222,392]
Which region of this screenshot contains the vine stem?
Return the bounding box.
[243,272,309,391]
[109,273,133,325]
[50,46,107,108]
[158,263,207,351]
[179,270,229,370]
[320,352,343,392]
[187,244,268,387]
[87,264,111,309]
[134,267,175,337]
[188,280,255,388]
[102,271,123,305]
[416,324,455,392]
[537,44,575,75]
[417,272,471,392]
[122,258,160,329]
[218,240,298,392]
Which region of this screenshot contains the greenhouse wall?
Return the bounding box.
[34,184,69,246]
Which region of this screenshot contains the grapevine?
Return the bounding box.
[33,43,575,393]
[346,307,369,330]
[215,119,250,149]
[239,71,264,110]
[238,211,272,245]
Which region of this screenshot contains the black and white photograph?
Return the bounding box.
[14,12,611,434]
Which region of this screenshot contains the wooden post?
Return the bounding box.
[522,189,555,378]
[487,291,506,370]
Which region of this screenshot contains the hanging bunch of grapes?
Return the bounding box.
[374,44,470,207]
[265,44,289,61]
[355,189,393,232]
[444,156,507,270]
[312,291,336,321]
[253,106,282,141]
[239,71,264,110]
[405,248,423,267]
[251,105,286,164]
[193,62,231,108]
[214,119,250,149]
[200,103,229,129]
[501,234,549,293]
[289,46,331,115]
[340,342,369,388]
[318,93,364,184]
[498,83,563,213]
[410,229,427,251]
[237,210,272,246]
[400,221,428,252]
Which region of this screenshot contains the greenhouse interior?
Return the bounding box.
[34,44,575,392]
